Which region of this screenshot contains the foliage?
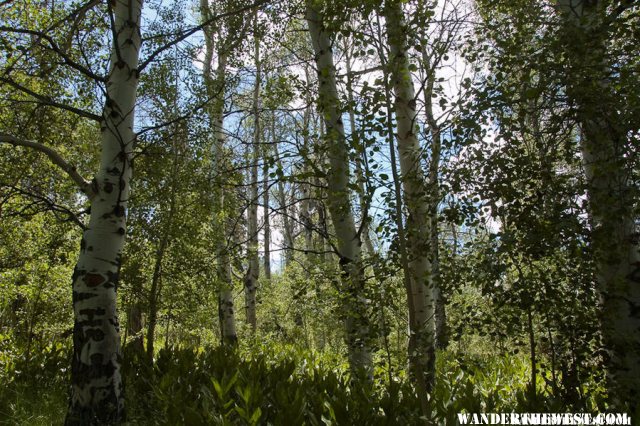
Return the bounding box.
[0,343,608,425]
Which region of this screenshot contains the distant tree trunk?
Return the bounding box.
[306,0,373,379]
[201,0,237,345]
[275,141,295,267]
[558,0,640,410]
[263,150,271,280]
[344,46,375,256]
[126,302,144,353]
[145,199,174,361]
[300,68,314,263]
[125,266,144,354]
[214,67,238,345]
[383,1,436,392]
[315,118,333,265]
[244,20,261,331]
[419,35,447,350]
[146,127,182,360]
[65,0,142,423]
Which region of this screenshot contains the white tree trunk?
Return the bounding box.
[201,0,237,345]
[558,0,640,409]
[66,0,142,423]
[344,46,375,257]
[300,97,314,262]
[384,1,436,391]
[306,0,373,378]
[263,149,271,280]
[214,57,238,345]
[244,23,261,331]
[419,35,447,350]
[275,141,295,266]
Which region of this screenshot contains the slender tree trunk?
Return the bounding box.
[382,59,426,413]
[214,73,238,344]
[344,47,375,257]
[126,302,144,353]
[419,37,447,350]
[270,114,295,266]
[275,142,295,266]
[300,70,314,263]
[383,1,436,392]
[125,268,144,354]
[315,118,333,265]
[145,206,173,361]
[243,20,261,331]
[65,0,142,423]
[306,0,373,379]
[146,128,181,360]
[558,0,640,410]
[263,150,271,280]
[201,0,237,345]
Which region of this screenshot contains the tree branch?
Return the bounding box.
[0,26,106,82]
[0,132,96,198]
[0,76,103,122]
[138,0,270,72]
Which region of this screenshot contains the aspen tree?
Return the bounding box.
[244,12,261,331]
[201,0,238,345]
[557,0,640,410]
[306,0,373,378]
[383,0,436,392]
[65,0,143,422]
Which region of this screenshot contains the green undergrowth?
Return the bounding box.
[0,343,607,425]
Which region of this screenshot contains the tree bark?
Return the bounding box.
[244,21,261,331]
[65,0,143,423]
[145,195,175,361]
[263,149,271,280]
[344,46,375,257]
[419,35,448,350]
[306,0,373,379]
[201,0,237,345]
[275,141,295,267]
[557,0,640,410]
[383,1,436,392]
[300,67,315,264]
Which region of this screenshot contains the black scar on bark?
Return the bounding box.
[79,307,106,321]
[90,352,104,365]
[84,273,105,287]
[84,328,106,342]
[107,167,121,176]
[104,182,114,193]
[116,227,125,235]
[70,355,118,387]
[114,205,125,217]
[73,291,98,303]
